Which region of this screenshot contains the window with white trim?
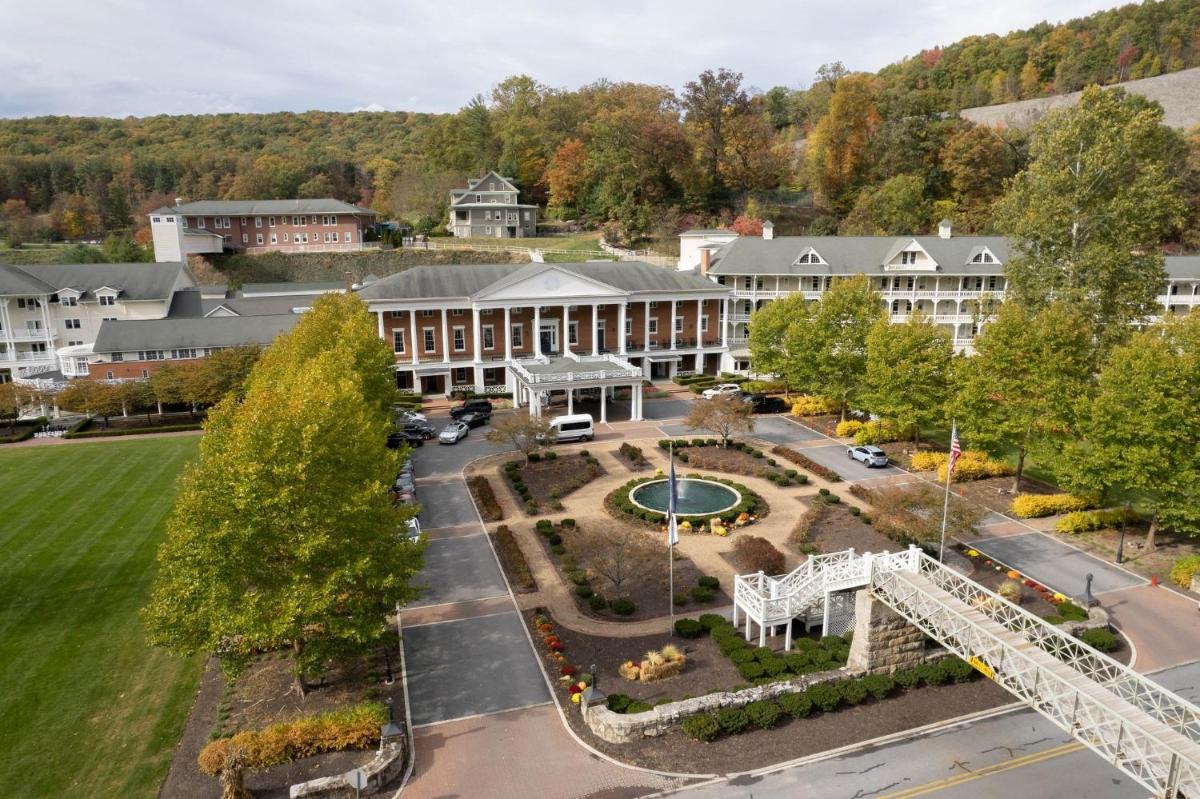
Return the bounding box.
[268,216,276,227]
[138,350,164,361]
[106,371,114,380]
[482,325,495,349]
[270,234,277,244]
[256,233,264,245]
[64,318,81,330]
[900,251,918,265]
[255,216,262,228]
[422,309,434,317]
[568,321,578,345]
[701,316,709,333]
[392,329,405,354]
[344,232,351,242]
[625,319,632,336]
[510,324,523,348]
[98,295,116,307]
[971,251,996,264]
[423,328,436,353]
[60,296,77,306]
[292,216,301,226]
[242,233,248,244]
[283,233,289,243]
[172,348,197,359]
[674,316,683,333]
[648,319,658,334]
[451,309,463,317]
[452,326,466,351]
[111,352,123,362]
[390,310,404,319]
[197,217,205,229]
[240,217,247,225]
[140,369,149,379]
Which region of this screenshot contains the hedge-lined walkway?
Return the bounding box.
[3,427,205,447]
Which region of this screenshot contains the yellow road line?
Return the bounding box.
[877,741,1085,798]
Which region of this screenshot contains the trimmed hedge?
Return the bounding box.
[1055,507,1135,534]
[607,474,763,528]
[0,415,49,444]
[771,445,841,483]
[1009,493,1096,518]
[65,422,203,439]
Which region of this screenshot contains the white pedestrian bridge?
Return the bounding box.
[733,548,1200,798]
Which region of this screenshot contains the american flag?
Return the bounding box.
[948,423,962,476]
[667,452,679,546]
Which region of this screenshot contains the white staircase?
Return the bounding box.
[733,547,1200,798]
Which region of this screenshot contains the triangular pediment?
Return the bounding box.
[882,239,938,271]
[474,265,628,302]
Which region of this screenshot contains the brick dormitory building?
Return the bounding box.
[6,224,1200,419]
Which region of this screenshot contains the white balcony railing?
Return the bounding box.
[3,327,57,342]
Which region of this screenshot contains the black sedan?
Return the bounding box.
[743,394,787,414]
[387,430,425,449]
[403,420,436,439]
[457,410,491,429]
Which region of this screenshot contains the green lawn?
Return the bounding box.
[0,437,203,799]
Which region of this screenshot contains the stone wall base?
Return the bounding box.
[847,590,926,675]
[289,735,408,799]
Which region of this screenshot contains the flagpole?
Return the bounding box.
[938,419,955,563]
[668,442,676,637]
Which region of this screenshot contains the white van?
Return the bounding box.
[549,413,594,443]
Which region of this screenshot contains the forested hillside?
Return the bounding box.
[2,0,1199,250]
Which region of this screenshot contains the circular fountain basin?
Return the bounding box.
[629,478,741,516]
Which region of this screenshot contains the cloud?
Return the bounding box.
[351,103,389,113]
[0,0,1118,118]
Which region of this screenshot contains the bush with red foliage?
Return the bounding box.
[732,535,786,575]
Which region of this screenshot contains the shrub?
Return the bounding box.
[998,579,1024,605]
[805,683,842,712]
[848,505,861,516]
[1079,627,1119,653]
[560,518,576,528]
[674,618,706,638]
[894,669,922,689]
[1009,493,1096,518]
[718,637,748,657]
[674,593,690,606]
[1054,600,1090,622]
[861,674,895,700]
[619,442,648,466]
[690,585,715,603]
[752,646,775,663]
[917,661,950,686]
[772,445,841,482]
[790,396,840,416]
[467,475,503,521]
[729,649,756,664]
[1056,507,1135,534]
[536,519,554,535]
[835,419,864,437]
[610,598,636,616]
[737,661,766,680]
[682,713,721,742]
[575,584,594,598]
[840,680,869,705]
[784,653,809,674]
[528,452,541,463]
[547,533,563,546]
[492,525,535,590]
[566,569,588,585]
[745,700,783,729]
[732,535,786,575]
[550,544,566,555]
[625,700,653,714]
[762,657,788,677]
[606,694,632,713]
[808,649,832,668]
[544,451,558,460]
[716,707,750,735]
[936,451,1014,482]
[778,692,813,718]
[698,575,720,591]
[698,613,725,630]
[588,593,607,611]
[197,702,387,775]
[939,657,977,683]
[1170,555,1200,589]
[909,451,944,471]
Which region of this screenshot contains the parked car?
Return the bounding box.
[458,410,491,429]
[438,421,470,444]
[701,383,744,400]
[393,473,416,493]
[743,394,787,414]
[403,420,436,439]
[403,516,422,540]
[387,430,425,449]
[450,399,493,420]
[848,445,889,467]
[394,407,427,423]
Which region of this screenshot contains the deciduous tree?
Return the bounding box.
[485,414,556,463]
[684,395,754,447]
[571,522,667,598]
[861,312,954,442]
[805,74,880,212]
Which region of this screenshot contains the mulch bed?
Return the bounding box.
[80,410,203,432]
[613,444,653,472]
[506,452,604,512]
[160,643,406,799]
[954,475,1061,516]
[680,446,790,480]
[803,502,899,555]
[794,414,840,437]
[529,520,730,621]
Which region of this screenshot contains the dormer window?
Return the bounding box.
[794,249,825,265]
[900,251,918,265]
[971,251,996,264]
[98,295,116,307]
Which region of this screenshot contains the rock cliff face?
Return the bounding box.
[960,67,1200,131]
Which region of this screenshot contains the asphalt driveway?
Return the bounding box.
[402,611,550,726]
[967,532,1146,596]
[410,535,509,607]
[415,478,480,529]
[796,443,906,481]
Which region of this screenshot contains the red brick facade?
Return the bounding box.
[186,213,369,253]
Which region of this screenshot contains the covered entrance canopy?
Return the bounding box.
[510,353,645,422]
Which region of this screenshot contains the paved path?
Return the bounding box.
[398,409,683,798]
[666,660,1200,799]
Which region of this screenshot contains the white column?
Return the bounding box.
[376,310,385,340]
[644,301,651,351]
[504,306,512,361]
[410,311,418,365]
[632,383,643,421]
[441,309,449,363]
[618,303,627,355]
[512,373,521,409]
[696,299,704,347]
[472,306,481,364]
[721,299,729,348]
[592,304,599,356]
[562,304,570,354]
[473,365,484,392]
[670,299,677,350]
[567,388,574,415]
[600,389,607,423]
[533,306,541,357]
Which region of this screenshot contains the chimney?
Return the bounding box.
[700,248,711,276]
[762,220,775,240]
[938,219,952,239]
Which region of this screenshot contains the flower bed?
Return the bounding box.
[491,524,535,591]
[657,438,805,487]
[771,445,841,483]
[502,450,603,514]
[605,474,766,532]
[467,475,503,522]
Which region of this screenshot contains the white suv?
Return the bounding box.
[701,383,743,400]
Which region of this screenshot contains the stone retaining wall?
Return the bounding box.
[289,734,407,799]
[581,667,857,744]
[847,591,926,675]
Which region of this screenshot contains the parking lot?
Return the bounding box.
[794,442,907,481]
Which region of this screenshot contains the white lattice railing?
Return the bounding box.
[733,546,1200,798]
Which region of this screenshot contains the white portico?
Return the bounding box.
[509,353,645,422]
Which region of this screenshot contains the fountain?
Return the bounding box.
[629,478,740,516]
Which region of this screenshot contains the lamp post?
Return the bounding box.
[581,662,606,711]
[1115,501,1131,564]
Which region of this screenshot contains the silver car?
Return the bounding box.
[438,421,469,445]
[848,445,889,467]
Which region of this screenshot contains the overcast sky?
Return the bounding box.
[1,0,1119,118]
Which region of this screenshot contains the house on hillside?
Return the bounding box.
[149,199,377,262]
[447,172,538,238]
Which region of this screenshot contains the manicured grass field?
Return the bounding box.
[0,437,203,799]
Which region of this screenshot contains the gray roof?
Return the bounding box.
[448,202,538,209]
[240,281,346,296]
[157,199,376,216]
[93,315,299,353]
[356,261,728,302]
[167,288,318,318]
[1166,256,1200,280]
[707,236,1012,276]
[0,261,189,300]
[680,229,737,237]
